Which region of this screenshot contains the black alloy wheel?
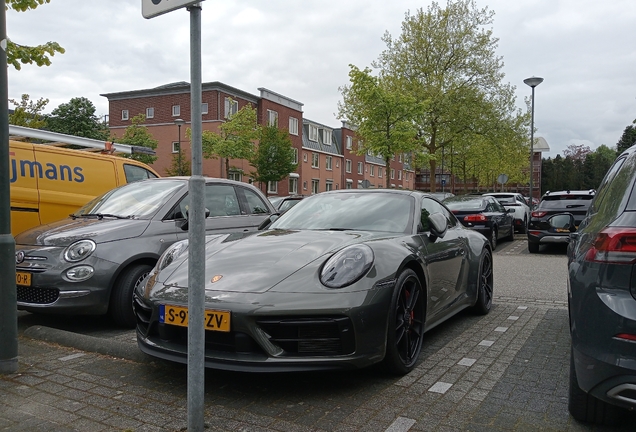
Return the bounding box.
[383,269,425,375]
[110,263,153,328]
[473,248,493,315]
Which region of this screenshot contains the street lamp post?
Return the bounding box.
[174,118,185,176]
[524,76,543,202]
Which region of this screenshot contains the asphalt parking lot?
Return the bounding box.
[2,237,636,431]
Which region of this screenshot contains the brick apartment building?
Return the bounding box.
[101,81,414,197]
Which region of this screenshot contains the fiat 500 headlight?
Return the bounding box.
[157,240,189,272]
[320,244,374,288]
[63,239,96,262]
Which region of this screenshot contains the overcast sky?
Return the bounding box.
[6,0,636,158]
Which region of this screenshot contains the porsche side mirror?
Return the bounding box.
[428,212,448,239]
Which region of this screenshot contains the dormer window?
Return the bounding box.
[309,124,319,142]
[322,129,332,145]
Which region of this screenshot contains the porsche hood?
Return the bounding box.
[158,229,390,294]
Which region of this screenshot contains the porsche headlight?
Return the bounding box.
[320,244,374,288]
[157,240,189,272]
[63,239,96,262]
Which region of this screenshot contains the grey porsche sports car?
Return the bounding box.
[134,189,493,374]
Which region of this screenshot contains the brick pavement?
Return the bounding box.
[3,301,635,431]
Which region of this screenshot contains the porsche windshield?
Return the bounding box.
[73,180,184,218]
[270,192,414,233]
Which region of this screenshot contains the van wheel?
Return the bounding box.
[110,264,153,328]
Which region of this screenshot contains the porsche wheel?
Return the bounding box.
[472,248,493,315]
[383,269,424,375]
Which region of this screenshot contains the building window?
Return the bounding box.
[391,169,395,179]
[399,154,403,163]
[289,117,299,135]
[303,181,307,190]
[289,177,298,194]
[326,156,332,170]
[172,105,180,117]
[357,162,363,175]
[345,159,352,173]
[224,97,238,118]
[346,180,353,189]
[303,152,308,162]
[292,148,298,164]
[357,180,363,189]
[370,165,375,177]
[322,129,332,145]
[172,142,179,154]
[346,136,352,150]
[379,167,383,178]
[201,103,208,114]
[367,149,373,156]
[312,153,319,168]
[145,108,154,119]
[325,181,333,191]
[121,110,129,121]
[267,109,278,127]
[398,170,402,180]
[228,171,242,182]
[268,181,278,194]
[311,179,319,194]
[309,124,319,142]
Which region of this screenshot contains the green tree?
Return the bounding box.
[249,125,297,196]
[616,120,636,154]
[582,145,615,190]
[338,65,422,188]
[371,0,526,192]
[164,153,191,177]
[8,93,48,129]
[202,101,260,178]
[115,114,158,165]
[45,97,109,140]
[6,1,65,70]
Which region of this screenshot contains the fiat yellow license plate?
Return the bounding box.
[159,304,230,332]
[16,271,31,286]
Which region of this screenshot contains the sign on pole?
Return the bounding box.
[142,0,203,19]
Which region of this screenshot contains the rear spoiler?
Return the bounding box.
[8,125,156,156]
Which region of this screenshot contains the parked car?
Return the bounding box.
[566,144,636,424]
[134,189,493,374]
[527,190,595,253]
[484,192,531,233]
[268,195,306,213]
[443,194,515,250]
[14,177,276,328]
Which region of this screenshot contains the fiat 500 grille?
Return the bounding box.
[16,286,59,304]
[256,316,355,356]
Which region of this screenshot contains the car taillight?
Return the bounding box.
[614,333,636,342]
[464,214,487,222]
[584,228,636,264]
[531,211,547,218]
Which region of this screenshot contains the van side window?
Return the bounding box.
[124,164,158,183]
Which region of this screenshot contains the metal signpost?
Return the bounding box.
[0,0,18,376]
[143,2,206,431]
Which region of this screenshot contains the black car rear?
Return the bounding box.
[443,195,514,250]
[527,190,595,253]
[567,145,636,425]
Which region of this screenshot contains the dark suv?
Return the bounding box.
[527,190,596,253]
[567,145,636,424]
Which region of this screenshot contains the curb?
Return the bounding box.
[22,325,153,364]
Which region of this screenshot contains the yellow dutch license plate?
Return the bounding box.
[16,271,31,286]
[159,304,230,332]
